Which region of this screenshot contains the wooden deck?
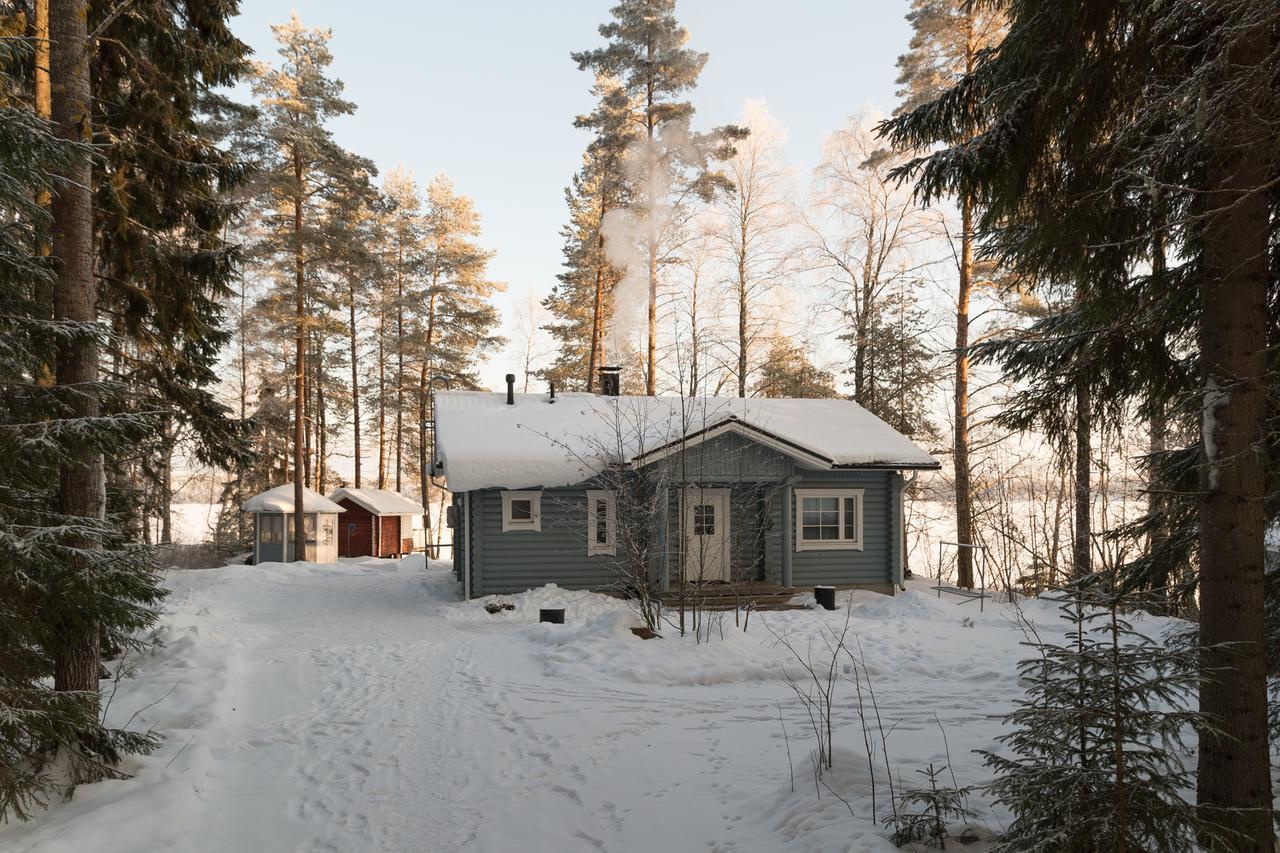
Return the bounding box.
[655,583,810,612]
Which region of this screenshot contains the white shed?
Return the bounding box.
[241,484,345,564]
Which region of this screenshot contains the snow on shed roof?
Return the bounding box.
[328,488,424,516]
[241,484,346,514]
[433,392,940,492]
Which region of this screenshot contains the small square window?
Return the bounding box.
[501,491,542,532]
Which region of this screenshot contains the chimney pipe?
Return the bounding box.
[505,374,515,405]
[598,366,620,397]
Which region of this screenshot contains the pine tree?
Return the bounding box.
[981,583,1225,852]
[573,0,743,394]
[892,0,1006,590]
[543,74,634,392]
[0,25,161,818]
[250,15,368,558]
[415,174,503,533]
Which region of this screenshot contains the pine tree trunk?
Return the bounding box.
[303,340,313,489]
[419,289,438,556]
[33,0,54,384]
[646,239,657,396]
[644,47,657,397]
[377,309,386,490]
[953,194,975,589]
[349,279,361,487]
[1195,16,1273,845]
[586,199,607,391]
[418,361,431,557]
[317,346,327,495]
[1072,374,1090,579]
[49,0,102,698]
[291,150,306,562]
[395,265,404,492]
[160,415,173,545]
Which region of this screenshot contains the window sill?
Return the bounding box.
[796,541,864,552]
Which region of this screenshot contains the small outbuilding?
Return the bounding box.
[328,488,425,558]
[241,484,345,565]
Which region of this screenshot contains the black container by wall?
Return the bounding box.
[814,586,837,611]
[539,608,566,624]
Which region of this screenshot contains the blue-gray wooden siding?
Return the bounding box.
[460,431,906,598]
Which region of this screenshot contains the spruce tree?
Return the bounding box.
[880,1,1278,841]
[752,337,837,399]
[0,29,161,818]
[982,583,1226,852]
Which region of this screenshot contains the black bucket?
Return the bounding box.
[814,586,837,611]
[539,608,566,624]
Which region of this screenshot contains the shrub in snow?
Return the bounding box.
[981,580,1229,852]
[484,600,515,614]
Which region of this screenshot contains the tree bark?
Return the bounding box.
[348,279,361,487]
[377,308,386,489]
[159,415,173,545]
[953,193,975,589]
[291,149,306,562]
[586,198,607,392]
[736,220,748,398]
[646,239,657,396]
[49,0,102,697]
[1195,15,1273,845]
[316,338,327,495]
[395,257,404,492]
[1071,374,1090,579]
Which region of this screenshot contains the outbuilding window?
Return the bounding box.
[501,491,542,532]
[794,489,863,551]
[585,490,616,556]
[259,515,283,544]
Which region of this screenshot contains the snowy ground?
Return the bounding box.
[2,557,1187,853]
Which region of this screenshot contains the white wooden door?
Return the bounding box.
[683,488,730,582]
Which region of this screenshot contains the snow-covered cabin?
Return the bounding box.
[241,484,345,564]
[433,373,940,599]
[327,488,424,558]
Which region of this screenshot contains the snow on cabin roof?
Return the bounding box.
[433,392,940,493]
[241,484,346,514]
[328,488,424,516]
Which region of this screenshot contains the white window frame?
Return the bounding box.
[794,488,864,551]
[501,490,542,532]
[585,489,616,556]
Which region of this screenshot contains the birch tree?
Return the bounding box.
[708,100,796,398]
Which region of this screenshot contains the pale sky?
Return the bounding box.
[230,1,915,391]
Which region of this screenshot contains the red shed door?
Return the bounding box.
[379,515,402,557]
[336,500,374,558]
